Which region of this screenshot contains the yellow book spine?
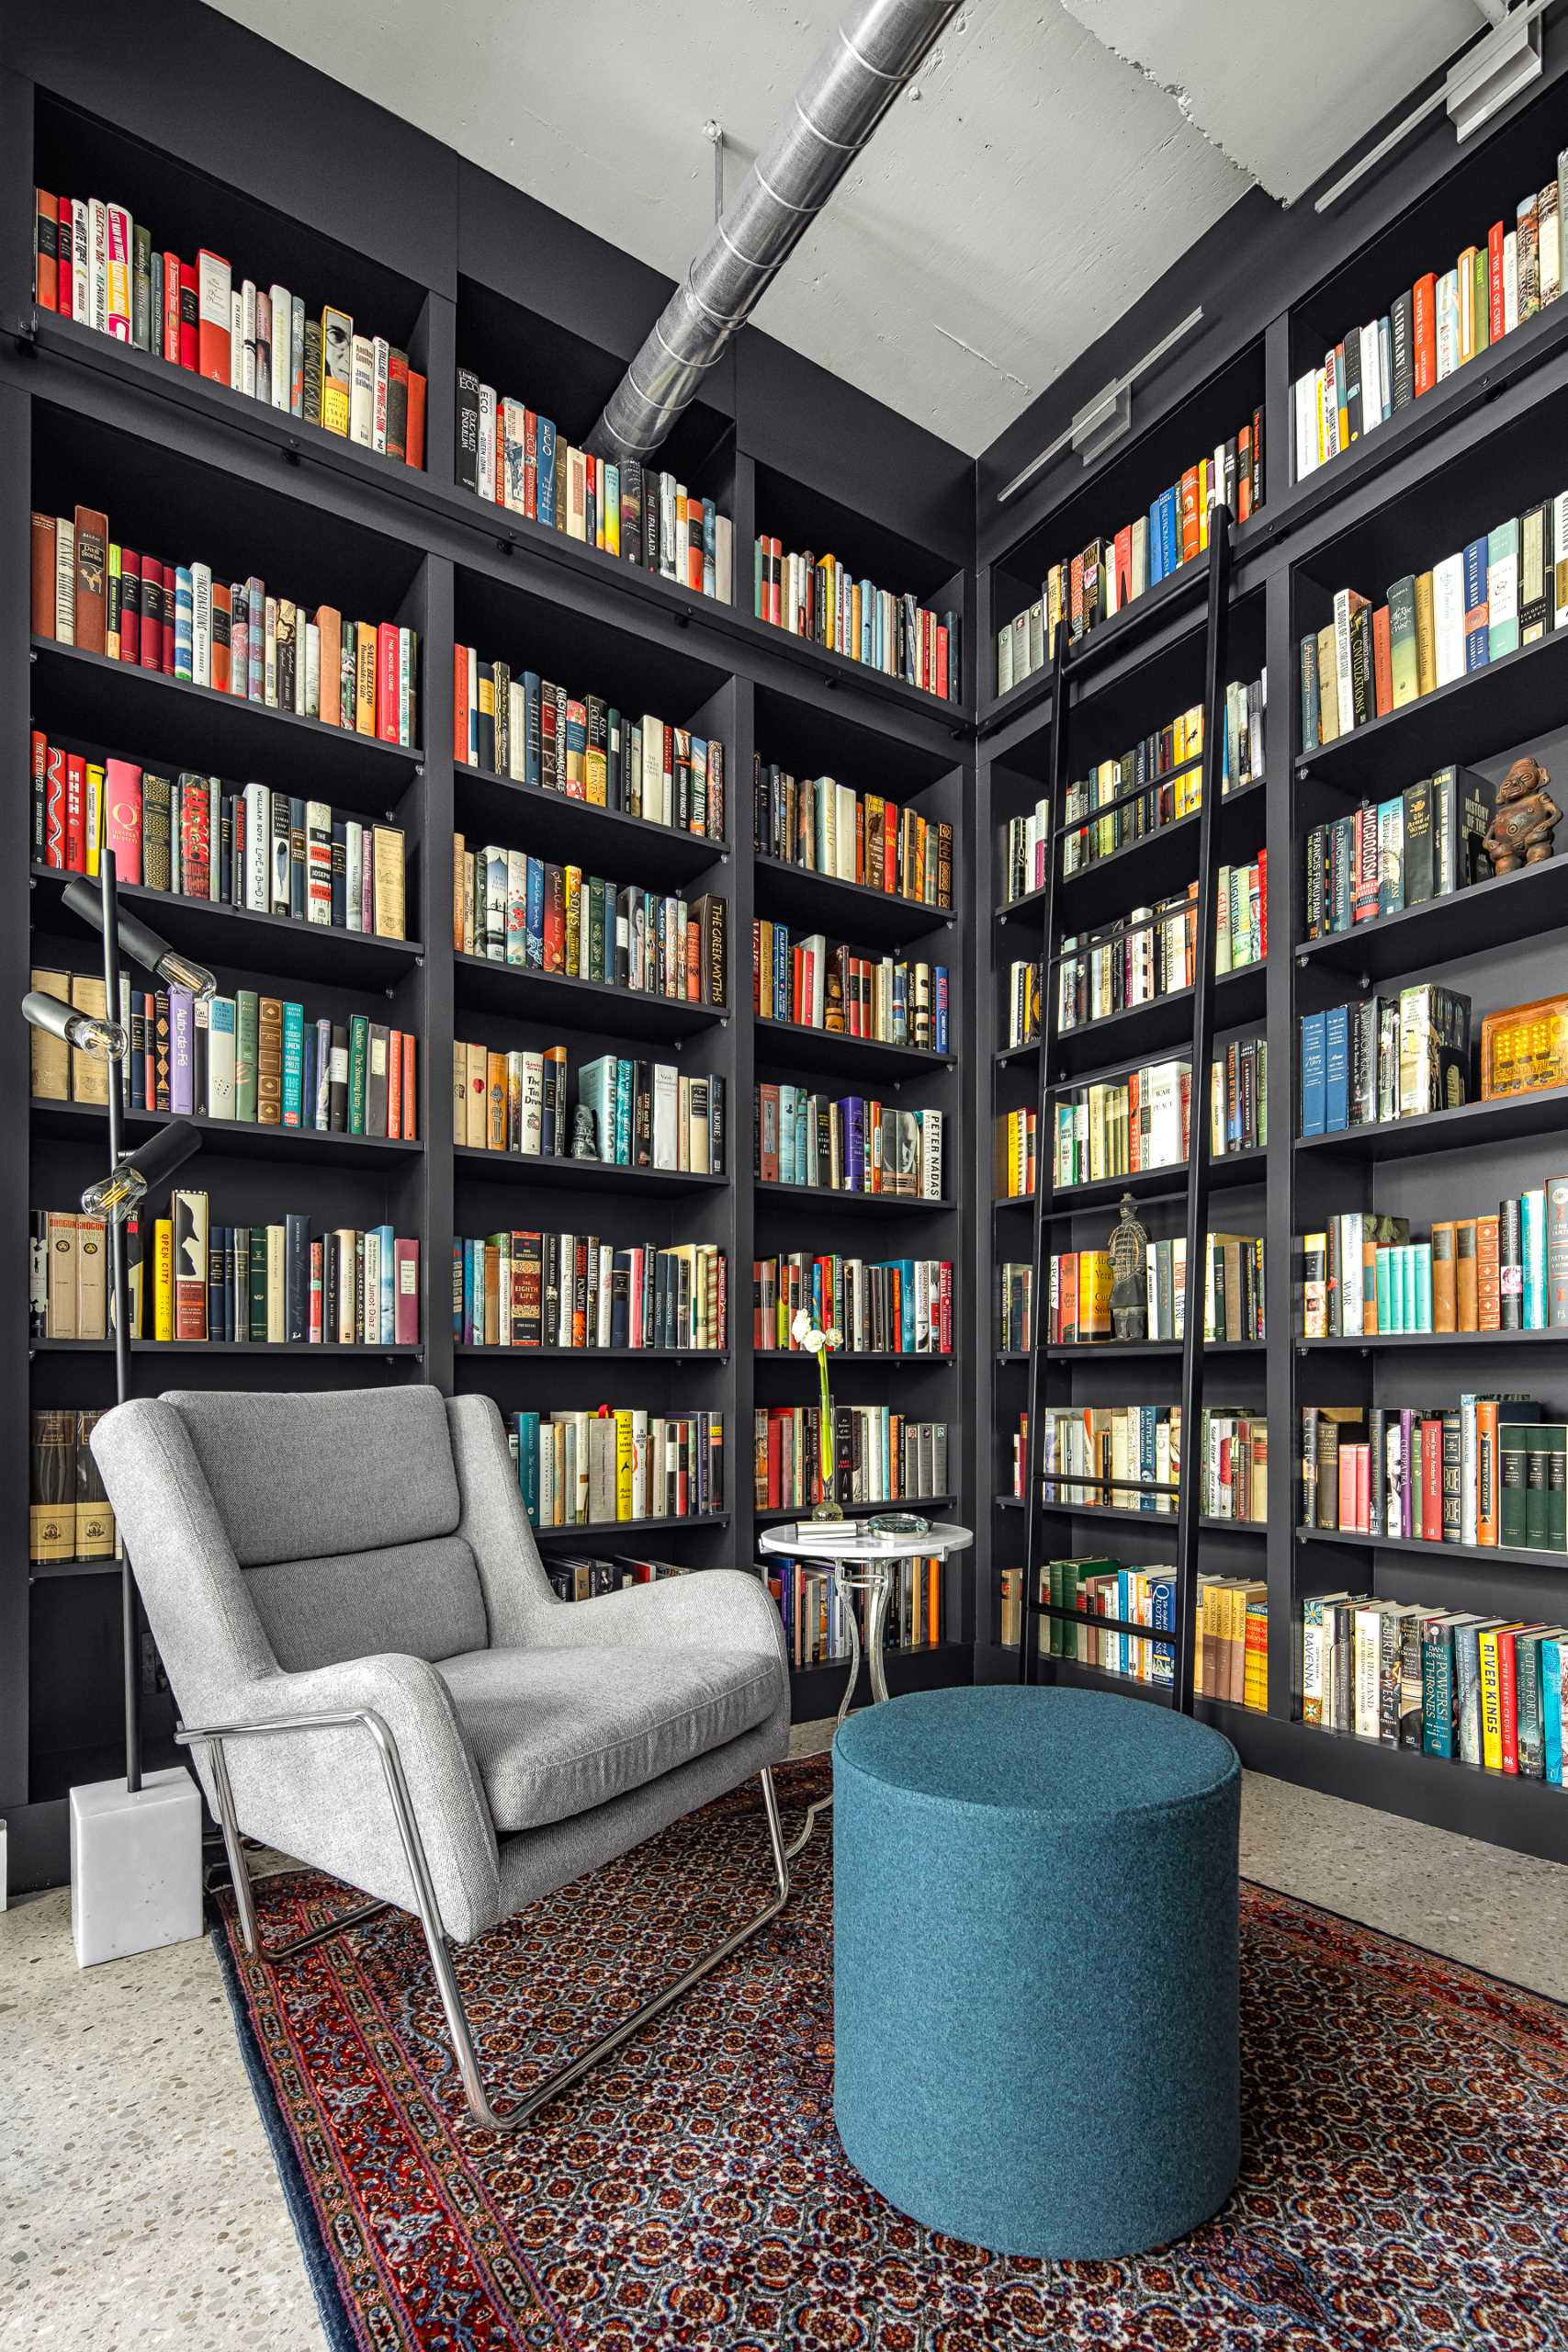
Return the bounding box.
[153,1219,174,1342]
[615,1410,636,1520]
[355,626,377,736]
[1478,1629,1504,1770]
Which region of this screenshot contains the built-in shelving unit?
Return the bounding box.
[973,28,1568,1860]
[1,0,977,1892]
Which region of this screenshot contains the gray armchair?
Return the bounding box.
[90,1385,793,2130]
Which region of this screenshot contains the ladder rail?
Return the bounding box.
[1018,616,1072,1688]
[1171,507,1235,1713]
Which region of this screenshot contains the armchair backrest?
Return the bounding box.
[94,1386,493,1709]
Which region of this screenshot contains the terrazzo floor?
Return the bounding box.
[3,1741,1564,2351]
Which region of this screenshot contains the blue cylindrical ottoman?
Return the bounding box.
[833,1684,1240,2259]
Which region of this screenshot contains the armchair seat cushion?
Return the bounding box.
[435,1644,781,1833]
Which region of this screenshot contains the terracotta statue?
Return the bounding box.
[1108,1193,1149,1343]
[1484,755,1561,875]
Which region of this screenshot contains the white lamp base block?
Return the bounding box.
[70,1766,205,1967]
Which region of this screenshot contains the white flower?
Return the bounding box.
[792,1309,826,1353]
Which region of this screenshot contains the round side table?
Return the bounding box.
[758,1520,974,1730]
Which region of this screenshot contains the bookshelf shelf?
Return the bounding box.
[1036,1148,1269,1216]
[452,951,725,1040]
[453,1148,727,1199]
[455,1345,730,1362]
[1294,1524,1568,1574]
[752,1351,953,1368]
[1042,1340,1265,1359]
[32,1340,424,1357]
[751,1015,953,1082]
[1294,626,1568,797]
[28,866,423,987]
[750,854,955,946]
[1292,859,1567,983]
[1296,1084,1568,1163]
[451,763,729,888]
[30,1098,423,1168]
[994,1493,1264,1537]
[1296,1328,1568,1351]
[752,1181,953,1215]
[1052,963,1268,1075]
[531,1512,731,1544]
[29,638,423,808]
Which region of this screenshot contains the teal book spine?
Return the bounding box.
[1415,1245,1433,1332]
[778,1085,796,1187]
[1376,1250,1393,1332]
[615,1057,632,1166]
[281,1000,304,1127]
[1543,1640,1563,1784]
[1420,1620,1455,1757]
[513,1410,540,1526]
[377,1223,394,1345]
[1523,1188,1548,1329]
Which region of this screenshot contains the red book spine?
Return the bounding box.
[935,622,949,701]
[30,729,47,861]
[452,643,468,762]
[401,1031,416,1141]
[1488,222,1506,343]
[376,621,399,743]
[57,197,73,319]
[35,188,58,311]
[1413,273,1438,395]
[393,1239,420,1343]
[1421,1419,1442,1538]
[177,260,198,370]
[1498,1632,1519,1774]
[162,253,181,361]
[44,742,66,868]
[64,752,86,873]
[118,549,141,665]
[543,865,566,972]
[161,562,176,673]
[388,1031,403,1140]
[523,409,538,518]
[1371,603,1393,717]
[309,1242,323,1343]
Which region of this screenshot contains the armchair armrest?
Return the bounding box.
[188,1653,502,1945]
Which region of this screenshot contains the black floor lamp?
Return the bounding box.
[22,849,212,1959]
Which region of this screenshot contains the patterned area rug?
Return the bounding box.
[215,1757,1568,2351]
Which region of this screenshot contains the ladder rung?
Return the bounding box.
[1052,752,1204,836]
[1033,1600,1176,1642]
[1034,1473,1182,1495]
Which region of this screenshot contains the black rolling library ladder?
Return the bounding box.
[1017,509,1235,1713]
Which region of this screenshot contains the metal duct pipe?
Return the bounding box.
[586,0,961,463]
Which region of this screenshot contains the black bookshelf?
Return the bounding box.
[1,0,977,1891]
[972,25,1568,1860]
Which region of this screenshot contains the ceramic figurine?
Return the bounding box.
[1484,754,1561,874]
[1108,1192,1149,1343]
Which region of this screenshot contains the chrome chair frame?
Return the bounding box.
[179,1709,792,2133]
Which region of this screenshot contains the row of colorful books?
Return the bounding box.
[998,1233,1265,1351]
[452,1045,724,1175]
[32,191,425,466]
[454,1232,725,1352]
[1299,987,1469,1134]
[452,649,725,839]
[1300,499,1567,750]
[31,1205,417,1344]
[753,1089,943,1200]
[752,926,951,1053]
[752,538,959,702]
[752,1407,949,1515]
[1021,1404,1269,1525]
[767,1555,946,1668]
[751,758,953,908]
[1052,1042,1269,1189]
[751,1254,953,1357]
[509,1408,724,1532]
[1299,1190,1568,1338]
[1302,767,1504,937]
[1056,859,1266,1035]
[29,736,408,937]
[1301,1398,1567,1554]
[1302,1594,1567,1781]
[1026,1561,1267,1710]
[29,507,417,743]
[995,421,1264,694]
[452,843,727,1004]
[1291,142,1568,485]
[29,971,414,1137]
[456,373,731,602]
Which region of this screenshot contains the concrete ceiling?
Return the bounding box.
[205,0,1488,456]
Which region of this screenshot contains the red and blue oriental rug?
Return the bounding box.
[214,1757,1568,2350]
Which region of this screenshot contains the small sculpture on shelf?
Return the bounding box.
[1107,1193,1149,1343]
[570,1104,599,1159]
[1484,755,1561,874]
